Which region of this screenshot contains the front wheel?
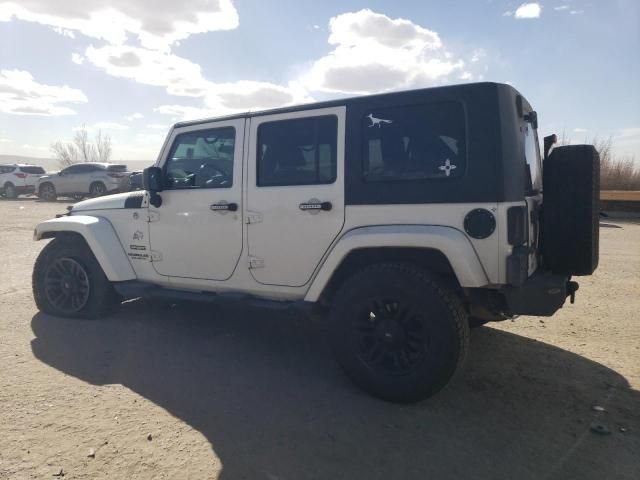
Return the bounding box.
[89,182,107,197]
[39,183,57,201]
[33,234,119,319]
[4,183,17,199]
[329,264,469,403]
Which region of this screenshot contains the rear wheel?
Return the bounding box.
[39,183,57,202]
[4,183,17,199]
[89,182,107,197]
[329,263,469,403]
[33,234,119,319]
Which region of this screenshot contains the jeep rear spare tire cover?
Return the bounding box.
[541,144,600,276]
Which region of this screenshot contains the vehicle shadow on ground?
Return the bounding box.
[30,300,639,480]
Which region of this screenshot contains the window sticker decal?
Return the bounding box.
[438,159,457,177]
[367,113,393,128]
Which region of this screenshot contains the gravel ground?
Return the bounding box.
[0,198,638,480]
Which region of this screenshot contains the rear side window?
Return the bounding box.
[257,115,337,187]
[19,166,45,174]
[523,123,542,193]
[0,165,16,174]
[362,102,466,182]
[107,164,128,172]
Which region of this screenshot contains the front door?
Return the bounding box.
[148,119,244,280]
[246,107,346,287]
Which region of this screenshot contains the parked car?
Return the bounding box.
[0,164,46,198]
[36,162,131,201]
[32,82,599,402]
[128,171,143,191]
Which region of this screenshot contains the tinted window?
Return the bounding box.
[19,166,45,174]
[107,164,128,172]
[523,123,542,192]
[257,115,337,187]
[0,166,15,174]
[362,102,466,182]
[61,165,83,174]
[164,127,235,189]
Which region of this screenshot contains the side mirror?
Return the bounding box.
[544,134,557,160]
[143,166,164,208]
[143,166,164,192]
[524,111,538,130]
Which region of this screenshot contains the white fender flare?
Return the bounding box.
[34,215,136,282]
[305,225,490,302]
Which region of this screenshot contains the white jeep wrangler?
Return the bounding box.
[32,83,600,402]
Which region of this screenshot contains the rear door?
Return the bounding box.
[19,166,45,188]
[246,107,346,287]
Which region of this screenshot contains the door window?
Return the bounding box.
[164,127,235,189]
[257,115,337,186]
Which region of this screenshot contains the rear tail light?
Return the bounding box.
[507,206,528,246]
[14,172,27,178]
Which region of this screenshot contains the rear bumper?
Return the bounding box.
[502,271,576,317]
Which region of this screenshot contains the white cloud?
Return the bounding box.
[0,0,239,50]
[94,121,129,130]
[573,127,587,133]
[71,53,84,64]
[503,11,514,17]
[0,69,87,116]
[570,10,584,15]
[147,123,169,130]
[554,5,570,11]
[515,3,542,19]
[51,26,74,38]
[0,137,11,143]
[300,9,465,94]
[85,44,210,97]
[126,112,144,121]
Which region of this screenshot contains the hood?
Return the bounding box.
[38,172,58,181]
[71,191,148,212]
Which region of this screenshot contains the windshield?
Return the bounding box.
[524,122,542,193]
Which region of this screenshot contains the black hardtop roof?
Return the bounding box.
[174,82,523,129]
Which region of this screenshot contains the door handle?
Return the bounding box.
[299,201,332,211]
[210,202,238,212]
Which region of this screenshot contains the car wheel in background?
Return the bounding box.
[4,183,17,199]
[89,182,107,197]
[39,183,57,202]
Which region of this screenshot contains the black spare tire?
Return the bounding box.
[541,145,600,276]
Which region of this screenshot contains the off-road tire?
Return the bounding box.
[33,234,119,319]
[542,145,600,275]
[329,263,469,403]
[89,182,107,197]
[4,182,17,199]
[39,183,57,202]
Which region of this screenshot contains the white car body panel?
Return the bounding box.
[34,215,136,282]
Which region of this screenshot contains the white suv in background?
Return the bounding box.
[0,164,46,199]
[36,162,131,201]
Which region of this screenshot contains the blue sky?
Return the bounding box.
[0,0,638,162]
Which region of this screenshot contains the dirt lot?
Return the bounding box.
[0,198,638,480]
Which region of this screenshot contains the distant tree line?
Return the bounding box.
[559,135,640,191]
[50,125,112,168]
